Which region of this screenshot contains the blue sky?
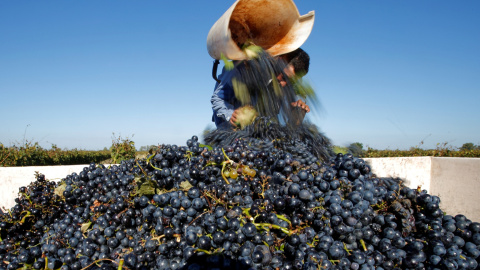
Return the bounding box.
[1,1,479,150]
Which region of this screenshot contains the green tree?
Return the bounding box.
[348,142,364,157]
[460,143,476,151]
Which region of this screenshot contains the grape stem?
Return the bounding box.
[239,208,292,235]
[253,222,293,236]
[117,259,124,270]
[19,192,33,205]
[343,242,352,255]
[146,154,162,171]
[221,161,230,185]
[188,211,209,227]
[202,190,226,207]
[195,247,224,255]
[150,235,165,241]
[18,210,33,224]
[359,239,367,251]
[27,233,55,248]
[79,258,127,270]
[258,175,270,199]
[201,190,213,209]
[135,160,148,177]
[276,214,292,227]
[220,148,233,184]
[307,235,319,247]
[184,150,193,161]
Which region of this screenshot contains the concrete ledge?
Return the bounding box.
[0,165,90,211]
[365,157,480,222]
[430,158,480,223]
[364,157,432,191]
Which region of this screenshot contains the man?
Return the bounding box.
[211,48,311,129]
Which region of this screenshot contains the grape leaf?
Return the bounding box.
[81,221,92,233]
[199,144,213,151]
[179,181,193,190]
[54,182,67,198]
[135,178,159,197]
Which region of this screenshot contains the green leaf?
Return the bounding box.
[81,221,92,233]
[137,184,156,196]
[292,77,315,99]
[243,44,263,59]
[135,178,159,197]
[199,144,213,151]
[54,182,67,198]
[179,181,193,190]
[220,53,234,71]
[18,263,32,270]
[156,189,167,195]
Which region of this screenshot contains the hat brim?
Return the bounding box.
[265,11,315,57]
[207,0,315,60]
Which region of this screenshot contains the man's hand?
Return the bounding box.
[229,106,258,128]
[289,100,309,126]
[291,99,310,113]
[229,108,240,127]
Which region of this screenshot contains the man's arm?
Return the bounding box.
[211,69,237,126]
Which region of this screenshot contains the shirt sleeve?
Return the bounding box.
[211,68,236,125]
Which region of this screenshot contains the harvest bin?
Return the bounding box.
[1,157,479,222]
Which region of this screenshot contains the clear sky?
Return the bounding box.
[1,1,479,151]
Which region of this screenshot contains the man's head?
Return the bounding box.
[277,48,310,86]
[282,48,310,77]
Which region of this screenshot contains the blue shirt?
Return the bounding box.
[211,65,242,127]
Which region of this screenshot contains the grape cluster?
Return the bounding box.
[0,135,479,270]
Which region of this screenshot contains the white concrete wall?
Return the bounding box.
[365,157,480,222]
[0,165,89,211]
[364,157,432,192]
[430,158,480,223]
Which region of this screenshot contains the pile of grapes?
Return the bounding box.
[1,135,479,270]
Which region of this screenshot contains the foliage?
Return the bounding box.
[332,145,348,155]
[363,142,480,158]
[460,142,479,151]
[291,76,316,100]
[109,134,136,164]
[331,141,480,158]
[0,141,110,166]
[348,142,364,157]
